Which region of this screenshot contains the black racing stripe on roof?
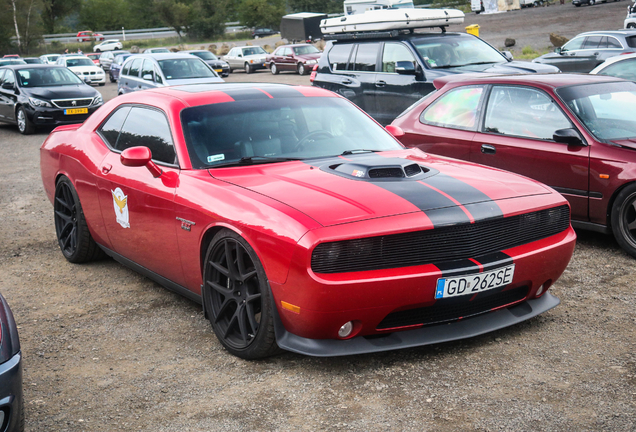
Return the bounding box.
[256,86,305,98]
[220,88,271,101]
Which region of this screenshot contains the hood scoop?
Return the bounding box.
[323,157,438,181]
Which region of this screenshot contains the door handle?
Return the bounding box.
[341,78,353,85]
[481,144,496,154]
[375,80,386,87]
[101,163,112,174]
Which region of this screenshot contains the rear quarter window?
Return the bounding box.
[626,36,636,48]
[328,44,354,71]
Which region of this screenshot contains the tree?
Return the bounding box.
[41,0,80,34]
[78,0,131,31]
[154,0,194,37]
[287,0,342,14]
[188,0,228,39]
[237,0,285,29]
[8,0,42,54]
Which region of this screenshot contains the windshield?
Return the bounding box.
[181,96,403,168]
[66,58,94,67]
[115,54,132,64]
[17,67,83,87]
[242,47,267,56]
[192,51,218,61]
[158,58,216,79]
[293,45,320,55]
[411,35,505,69]
[557,82,636,140]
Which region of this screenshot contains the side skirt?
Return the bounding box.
[99,245,202,305]
[571,220,610,235]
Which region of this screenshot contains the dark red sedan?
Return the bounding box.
[392,73,636,258]
[40,83,575,359]
[266,44,321,75]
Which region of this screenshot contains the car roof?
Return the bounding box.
[575,29,636,38]
[0,64,66,70]
[432,72,625,91]
[329,31,472,44]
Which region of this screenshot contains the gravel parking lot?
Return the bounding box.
[1,4,635,430]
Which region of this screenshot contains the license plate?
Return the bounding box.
[214,69,222,73]
[435,264,515,299]
[64,108,88,115]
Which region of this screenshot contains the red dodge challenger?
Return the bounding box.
[40,83,576,359]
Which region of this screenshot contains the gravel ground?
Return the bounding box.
[1,5,635,430]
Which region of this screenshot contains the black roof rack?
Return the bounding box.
[323,26,449,41]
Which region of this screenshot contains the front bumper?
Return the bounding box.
[25,104,102,127]
[0,352,23,432]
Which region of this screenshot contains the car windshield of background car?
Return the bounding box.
[17,68,83,87]
[192,51,218,61]
[243,47,267,56]
[67,58,94,67]
[412,36,505,68]
[158,59,216,79]
[293,45,320,55]
[557,82,636,140]
[181,97,403,168]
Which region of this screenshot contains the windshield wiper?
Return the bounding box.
[340,149,381,156]
[211,156,304,168]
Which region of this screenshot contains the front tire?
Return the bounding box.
[297,63,306,75]
[270,63,279,75]
[244,63,252,74]
[95,48,101,52]
[54,176,104,263]
[611,184,636,258]
[16,107,35,135]
[203,229,279,359]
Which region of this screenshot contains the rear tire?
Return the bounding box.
[203,229,280,359]
[54,176,104,263]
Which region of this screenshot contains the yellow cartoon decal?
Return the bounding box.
[111,187,130,228]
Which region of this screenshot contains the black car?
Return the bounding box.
[533,30,636,72]
[0,64,103,134]
[108,53,136,82]
[252,27,278,38]
[0,292,23,432]
[182,50,230,77]
[311,31,559,125]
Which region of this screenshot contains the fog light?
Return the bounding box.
[536,284,545,297]
[338,321,353,338]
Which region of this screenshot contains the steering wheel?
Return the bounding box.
[294,130,333,151]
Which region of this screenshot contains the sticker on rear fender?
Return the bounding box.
[435,264,515,299]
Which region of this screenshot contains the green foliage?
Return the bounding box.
[513,46,552,60]
[287,0,342,14]
[41,0,80,34]
[154,0,193,37]
[78,0,132,31]
[237,0,286,29]
[521,45,537,56]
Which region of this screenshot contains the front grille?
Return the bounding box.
[311,205,569,273]
[377,285,529,330]
[369,168,404,178]
[52,98,94,108]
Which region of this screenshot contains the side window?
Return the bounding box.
[563,37,585,51]
[582,36,602,49]
[351,43,379,72]
[3,71,15,87]
[121,60,131,76]
[128,58,143,77]
[141,60,154,81]
[381,43,415,73]
[420,86,484,130]
[598,58,636,81]
[484,86,571,140]
[607,37,622,49]
[0,70,6,84]
[154,67,163,84]
[328,44,353,71]
[98,106,132,147]
[116,107,176,165]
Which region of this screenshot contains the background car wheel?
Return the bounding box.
[202,229,279,359]
[297,63,306,75]
[244,63,252,74]
[95,48,101,52]
[16,107,35,135]
[109,74,116,83]
[610,184,636,258]
[628,23,636,28]
[54,176,104,263]
[589,0,595,4]
[99,82,105,86]
[270,63,279,75]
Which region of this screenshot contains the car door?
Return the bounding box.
[470,85,590,220]
[544,36,589,72]
[0,70,17,122]
[595,36,625,64]
[374,42,435,125]
[280,47,294,71]
[94,105,185,285]
[226,48,240,69]
[399,85,485,161]
[559,36,601,72]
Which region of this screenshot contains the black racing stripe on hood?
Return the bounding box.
[422,173,503,218]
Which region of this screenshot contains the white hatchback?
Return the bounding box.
[94,39,123,52]
[56,55,106,86]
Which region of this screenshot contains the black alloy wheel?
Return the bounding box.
[611,184,636,258]
[203,229,278,359]
[54,176,103,263]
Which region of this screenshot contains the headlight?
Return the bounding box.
[92,95,103,106]
[306,60,317,64]
[29,97,52,108]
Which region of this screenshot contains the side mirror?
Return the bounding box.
[238,54,243,58]
[385,125,405,138]
[553,128,585,146]
[1,82,14,90]
[142,74,153,81]
[502,51,513,61]
[395,61,416,75]
[120,146,163,177]
[555,47,563,55]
